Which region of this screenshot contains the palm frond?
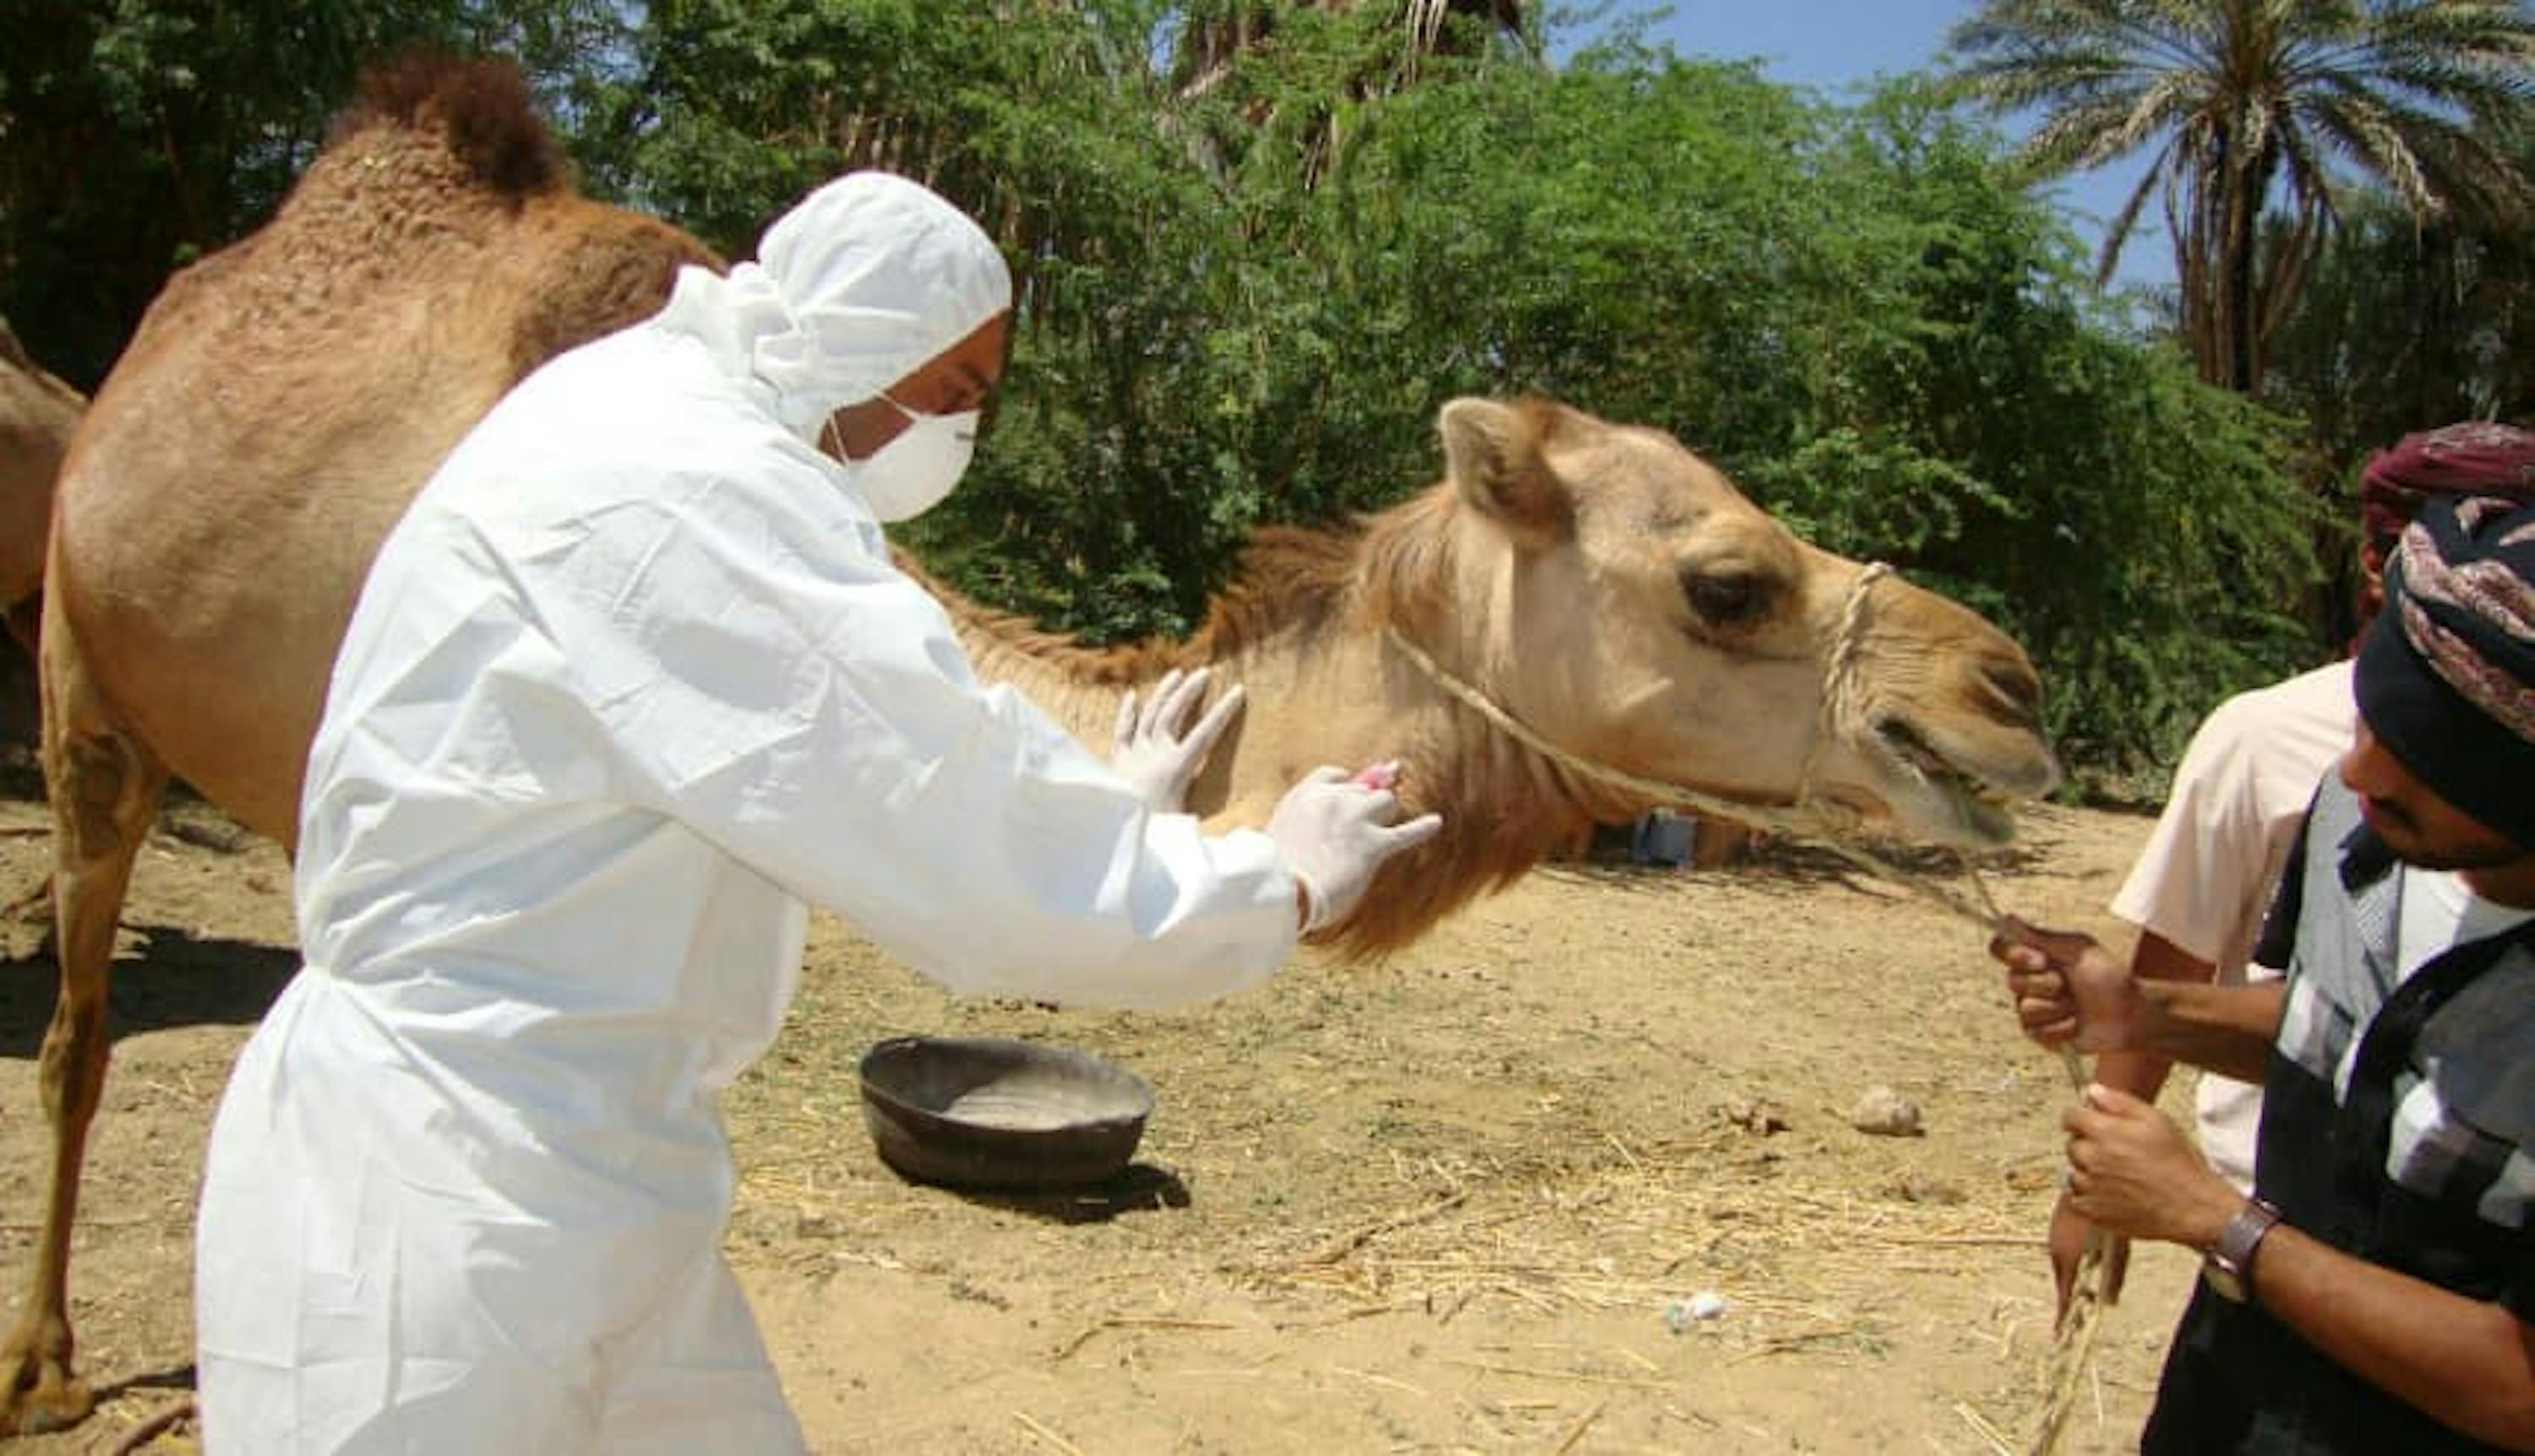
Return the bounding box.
[2096,135,2185,282]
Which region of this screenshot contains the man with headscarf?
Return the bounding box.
[1993,494,2535,1451]
[2040,422,2535,1315]
[191,172,1441,1453]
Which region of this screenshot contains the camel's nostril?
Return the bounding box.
[1977,659,2043,732]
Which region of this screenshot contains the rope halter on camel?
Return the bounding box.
[1381,559,1992,924]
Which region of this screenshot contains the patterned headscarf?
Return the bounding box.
[2353,494,2535,847]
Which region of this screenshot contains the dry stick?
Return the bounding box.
[1053,1315,1238,1362]
[1885,1235,2051,1249]
[1441,1359,1670,1388]
[1553,1402,1606,1454]
[1012,1410,1086,1455]
[106,1399,195,1456]
[1954,1399,2019,1456]
[1298,1188,1471,1266]
[1329,1364,1429,1397]
[0,1213,158,1235]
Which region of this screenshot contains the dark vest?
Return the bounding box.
[2143,780,2535,1454]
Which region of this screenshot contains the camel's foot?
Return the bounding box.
[0,1329,94,1436]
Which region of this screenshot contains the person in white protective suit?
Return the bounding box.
[193,171,1442,1454]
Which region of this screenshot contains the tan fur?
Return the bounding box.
[3,57,2060,1433]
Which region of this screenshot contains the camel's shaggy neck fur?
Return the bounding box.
[919,488,1617,959]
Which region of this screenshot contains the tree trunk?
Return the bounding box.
[2220,139,2277,395]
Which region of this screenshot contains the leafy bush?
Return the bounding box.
[7,0,2325,788]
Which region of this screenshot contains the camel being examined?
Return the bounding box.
[5,56,2059,1434]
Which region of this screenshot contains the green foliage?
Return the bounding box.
[0,0,624,388]
[491,0,2343,782]
[2260,174,2535,646]
[2271,189,2535,455]
[0,0,2327,787]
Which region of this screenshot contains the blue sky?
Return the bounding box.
[1556,2,2176,292]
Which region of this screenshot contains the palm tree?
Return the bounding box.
[821,3,1532,226]
[1170,1,1531,102]
[1948,1,2535,392]
[1159,1,1532,190]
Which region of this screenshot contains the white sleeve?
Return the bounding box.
[545,462,1299,1012]
[2108,673,2344,973]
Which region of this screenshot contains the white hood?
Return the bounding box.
[650,170,1013,443]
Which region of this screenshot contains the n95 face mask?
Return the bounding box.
[854,400,979,522]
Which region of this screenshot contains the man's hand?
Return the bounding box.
[2062,1084,2240,1249]
[1109,668,1245,814]
[1990,915,2151,1054]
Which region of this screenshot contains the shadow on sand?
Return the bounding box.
[896,1164,1195,1227]
[0,926,297,1059]
[1534,831,2048,911]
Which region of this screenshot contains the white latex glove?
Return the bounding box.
[1265,761,1445,935]
[1109,668,1246,814]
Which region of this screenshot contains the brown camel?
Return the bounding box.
[0,318,83,653]
[916,399,2058,954]
[3,55,2058,1434]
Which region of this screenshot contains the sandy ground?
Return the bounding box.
[0,791,2215,1455]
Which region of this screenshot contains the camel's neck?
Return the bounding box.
[957,619,1148,745]
[891,547,1153,744]
[897,504,1616,959]
[929,575,1313,780]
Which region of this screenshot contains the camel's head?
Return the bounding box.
[1408,397,2059,847]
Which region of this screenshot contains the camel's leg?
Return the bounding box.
[0,612,166,1435]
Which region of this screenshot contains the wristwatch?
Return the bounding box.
[2201,1197,2285,1303]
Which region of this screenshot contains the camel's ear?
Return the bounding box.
[1438,397,1573,548]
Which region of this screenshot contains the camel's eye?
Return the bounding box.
[1681,566,1772,629]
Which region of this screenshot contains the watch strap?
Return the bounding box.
[2203,1197,2284,1301]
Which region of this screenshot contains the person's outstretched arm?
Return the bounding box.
[1993,917,2285,1081]
[563,446,1434,1009]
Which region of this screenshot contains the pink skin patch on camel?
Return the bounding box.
[1349,762,1401,791]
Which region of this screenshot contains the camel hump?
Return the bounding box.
[328,52,563,201]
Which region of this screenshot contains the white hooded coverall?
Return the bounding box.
[194,174,1299,1453]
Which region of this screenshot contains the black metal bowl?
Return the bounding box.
[857,1035,1156,1192]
